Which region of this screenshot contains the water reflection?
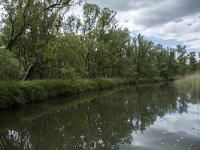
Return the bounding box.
[0,84,199,150]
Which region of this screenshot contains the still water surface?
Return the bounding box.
[0,84,199,150]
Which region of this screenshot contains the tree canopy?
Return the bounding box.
[0,1,199,80]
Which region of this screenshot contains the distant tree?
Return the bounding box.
[64,14,82,34]
[188,52,198,73]
[100,29,132,77]
[155,44,169,78]
[133,34,154,79]
[167,48,178,78]
[198,52,200,71]
[176,45,188,75]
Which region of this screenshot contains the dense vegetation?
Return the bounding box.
[0,78,127,109]
[0,0,199,81]
[0,77,168,109]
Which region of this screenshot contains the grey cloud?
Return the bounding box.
[87,0,161,11]
[187,39,199,42]
[87,0,200,27]
[135,0,200,27]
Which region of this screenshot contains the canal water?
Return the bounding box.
[0,84,199,150]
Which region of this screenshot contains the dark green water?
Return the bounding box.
[0,84,199,150]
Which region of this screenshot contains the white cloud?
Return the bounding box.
[70,0,200,50]
[116,11,200,50]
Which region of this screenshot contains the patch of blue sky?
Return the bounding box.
[145,36,183,48]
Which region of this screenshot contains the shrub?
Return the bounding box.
[0,48,23,80]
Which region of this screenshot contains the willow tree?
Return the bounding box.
[44,33,88,79]
[82,2,100,77]
[1,0,82,79]
[81,3,122,77]
[133,34,154,79]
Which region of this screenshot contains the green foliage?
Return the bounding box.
[1,0,81,78]
[0,1,199,82]
[188,52,198,73]
[176,45,188,75]
[133,34,159,78]
[0,77,171,109]
[0,48,23,80]
[0,78,133,109]
[45,33,88,79]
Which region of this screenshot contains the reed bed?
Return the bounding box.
[175,72,200,91]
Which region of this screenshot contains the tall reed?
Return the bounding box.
[175,72,200,91]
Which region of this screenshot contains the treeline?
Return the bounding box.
[0,1,199,80]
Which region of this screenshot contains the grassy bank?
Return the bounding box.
[0,77,168,109]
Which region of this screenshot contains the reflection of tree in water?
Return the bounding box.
[176,87,200,113]
[0,126,32,150]
[0,84,190,150]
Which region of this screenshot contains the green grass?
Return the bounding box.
[0,77,169,109]
[136,77,173,84]
[0,78,131,109]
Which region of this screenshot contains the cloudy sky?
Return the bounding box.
[71,0,200,52]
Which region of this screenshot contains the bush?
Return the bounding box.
[0,48,23,80]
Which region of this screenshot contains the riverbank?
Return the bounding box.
[0,77,169,109]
